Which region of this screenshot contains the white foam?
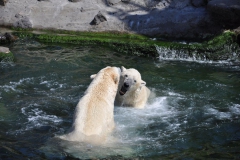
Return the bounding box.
[206,107,232,120]
[20,104,62,131]
[205,104,240,120]
[229,104,240,115]
[39,78,67,90]
[0,77,34,92]
[113,96,180,146]
[40,80,49,84]
[53,95,181,159]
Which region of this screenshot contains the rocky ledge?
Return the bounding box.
[0,0,240,40]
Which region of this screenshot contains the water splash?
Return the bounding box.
[21,104,62,131]
[43,96,179,159]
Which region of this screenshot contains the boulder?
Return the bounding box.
[0,46,10,53]
[0,46,13,61]
[234,26,240,45]
[191,0,207,7]
[0,0,226,40]
[169,0,191,9]
[68,0,81,2]
[0,0,7,6]
[207,0,240,28]
[0,33,18,43]
[108,0,121,5]
[90,11,107,25]
[14,13,33,28]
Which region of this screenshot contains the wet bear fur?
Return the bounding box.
[115,66,150,109]
[60,66,120,144]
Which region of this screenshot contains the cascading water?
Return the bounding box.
[0,38,240,159]
[155,44,240,63]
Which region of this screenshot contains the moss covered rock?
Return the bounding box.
[12,28,240,62]
[0,46,14,62]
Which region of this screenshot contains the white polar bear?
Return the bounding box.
[60,66,121,144]
[115,66,150,109]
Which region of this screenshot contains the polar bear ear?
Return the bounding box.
[121,66,127,72]
[114,77,119,84]
[141,80,146,86]
[111,74,119,84]
[137,80,146,91]
[90,74,96,79]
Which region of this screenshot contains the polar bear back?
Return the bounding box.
[61,66,120,143]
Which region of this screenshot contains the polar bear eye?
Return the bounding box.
[125,75,128,77]
[134,80,137,83]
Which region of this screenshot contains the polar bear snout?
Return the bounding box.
[115,66,151,108]
[124,82,130,88]
[119,81,131,95]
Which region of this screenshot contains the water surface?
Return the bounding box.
[0,38,240,159]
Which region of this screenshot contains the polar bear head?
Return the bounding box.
[90,66,121,84]
[118,66,146,95]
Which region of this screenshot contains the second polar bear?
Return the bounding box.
[60,66,121,144]
[115,66,150,109]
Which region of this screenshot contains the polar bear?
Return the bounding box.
[115,66,150,109]
[60,66,121,144]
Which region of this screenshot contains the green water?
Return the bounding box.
[0,38,240,159]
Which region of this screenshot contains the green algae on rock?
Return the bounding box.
[156,30,240,61]
[12,29,240,61]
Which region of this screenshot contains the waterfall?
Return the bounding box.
[155,44,240,63]
[155,45,209,62]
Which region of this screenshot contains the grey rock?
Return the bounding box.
[0,0,230,40]
[69,0,81,2]
[0,46,10,53]
[0,32,17,43]
[207,0,240,28]
[108,0,121,5]
[0,0,7,6]
[14,13,33,28]
[191,0,207,7]
[0,35,6,41]
[90,11,107,25]
[169,0,191,9]
[233,26,240,45]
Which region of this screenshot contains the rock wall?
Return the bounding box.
[0,0,239,40]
